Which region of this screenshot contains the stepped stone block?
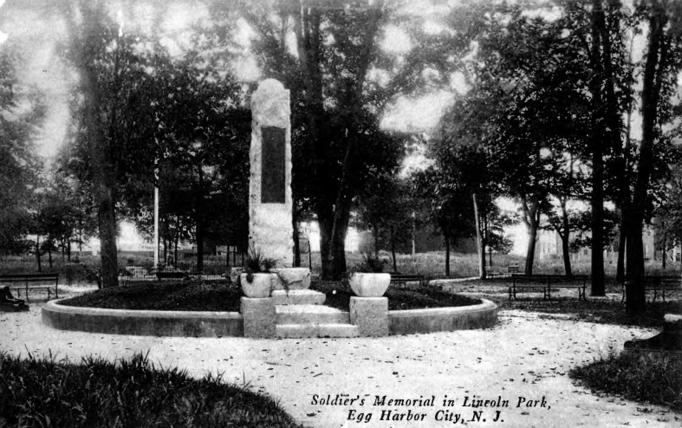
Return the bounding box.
[241,297,275,338]
[350,296,388,337]
[276,304,350,324]
[272,289,325,305]
[276,323,359,338]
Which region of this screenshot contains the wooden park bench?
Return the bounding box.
[390,273,427,289]
[155,271,189,280]
[507,263,521,274]
[0,273,59,301]
[621,275,681,303]
[509,274,588,301]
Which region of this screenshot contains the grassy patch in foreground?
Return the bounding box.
[0,352,301,427]
[570,351,682,412]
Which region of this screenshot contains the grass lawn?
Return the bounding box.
[571,352,682,413]
[0,352,302,427]
[59,279,480,312]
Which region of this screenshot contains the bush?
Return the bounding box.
[570,351,682,412]
[0,352,302,427]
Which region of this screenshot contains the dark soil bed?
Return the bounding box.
[60,279,481,312]
[0,352,301,427]
[310,280,481,311]
[61,280,243,311]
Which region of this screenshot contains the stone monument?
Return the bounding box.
[248,79,293,267]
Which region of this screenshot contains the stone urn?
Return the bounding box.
[349,273,391,297]
[272,267,311,290]
[240,273,274,298]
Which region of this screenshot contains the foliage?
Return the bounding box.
[571,352,682,412]
[0,351,302,427]
[228,0,447,279]
[356,172,414,259]
[243,247,277,283]
[0,45,46,254]
[349,253,387,274]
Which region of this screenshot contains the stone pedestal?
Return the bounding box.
[349,296,388,337]
[240,297,276,338]
[249,79,293,267]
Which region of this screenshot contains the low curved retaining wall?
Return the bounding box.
[42,300,243,337]
[42,298,497,337]
[388,299,497,335]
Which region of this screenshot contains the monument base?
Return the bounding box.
[240,297,275,338]
[350,296,389,337]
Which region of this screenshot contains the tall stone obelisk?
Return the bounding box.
[248,79,293,267]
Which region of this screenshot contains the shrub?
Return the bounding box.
[0,352,302,427]
[570,351,682,412]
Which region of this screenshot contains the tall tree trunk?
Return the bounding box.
[662,230,667,270]
[525,223,538,276]
[560,199,573,277]
[616,216,626,283]
[196,221,204,273]
[625,213,645,313]
[472,193,486,279]
[48,246,53,269]
[35,236,41,272]
[373,222,380,258]
[588,0,606,296]
[293,211,301,267]
[98,189,119,287]
[174,235,179,266]
[444,234,450,277]
[626,5,668,314]
[163,235,168,266]
[390,229,397,273]
[522,198,540,276]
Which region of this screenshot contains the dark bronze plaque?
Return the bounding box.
[261,126,286,203]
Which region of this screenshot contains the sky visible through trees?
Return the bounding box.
[1,0,681,313]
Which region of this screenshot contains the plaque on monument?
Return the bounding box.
[261,126,286,203]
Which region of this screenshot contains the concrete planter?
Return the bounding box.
[349,273,391,297]
[240,273,274,297]
[272,267,311,290]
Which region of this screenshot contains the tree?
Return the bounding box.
[438,5,592,276]
[622,1,682,314]
[357,172,414,272]
[141,50,249,273]
[232,0,448,279]
[62,0,164,286]
[0,46,45,255]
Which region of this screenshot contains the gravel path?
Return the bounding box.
[1,305,680,427]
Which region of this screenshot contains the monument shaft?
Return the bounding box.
[249,79,293,267]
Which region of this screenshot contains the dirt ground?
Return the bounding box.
[2,301,680,427]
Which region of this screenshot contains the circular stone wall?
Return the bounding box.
[42,298,497,337]
[42,300,243,337]
[388,299,497,335]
